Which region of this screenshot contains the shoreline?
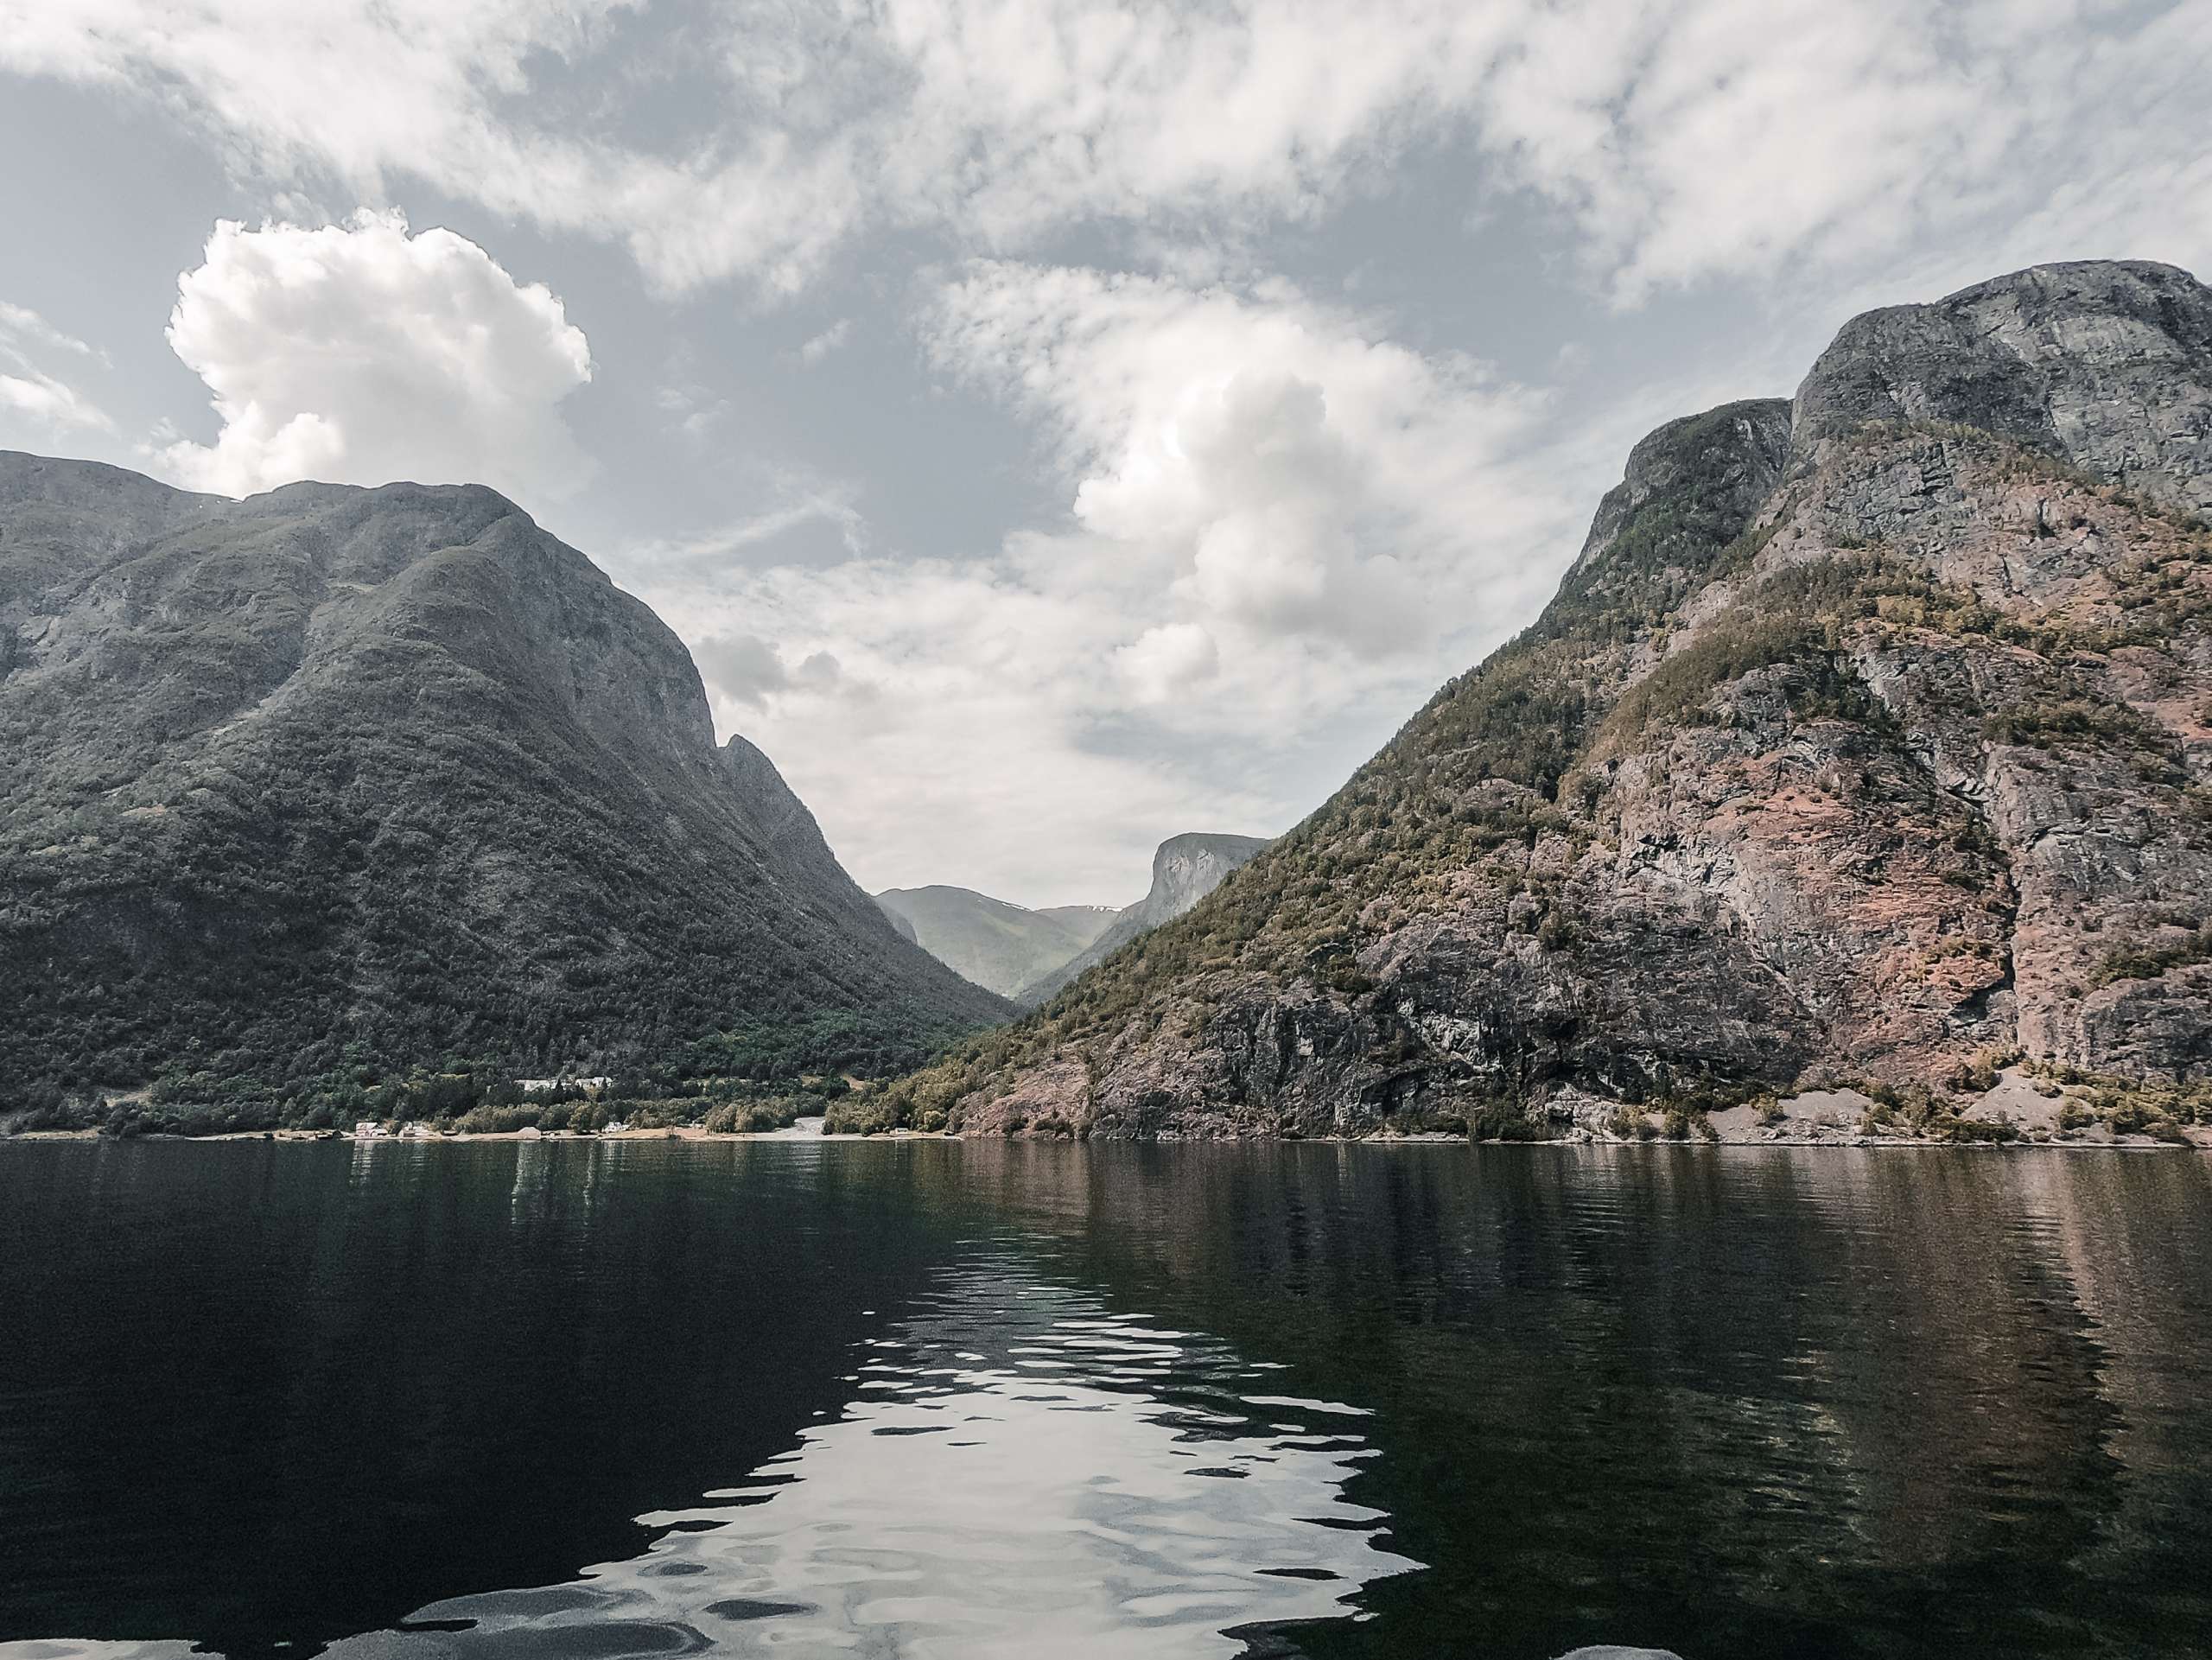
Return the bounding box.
[9,1069,2207,1152]
[15,1066,2204,1150]
[5,1125,2202,1151]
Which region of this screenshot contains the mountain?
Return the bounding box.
[1012,833,1270,1006]
[858,259,2212,1141]
[0,454,1010,1123]
[874,838,1264,1003]
[873,886,1118,998]
[1037,902,1124,934]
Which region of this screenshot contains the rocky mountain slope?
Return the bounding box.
[0,455,1009,1121]
[858,260,2212,1141]
[1012,833,1270,1006]
[873,885,1118,998]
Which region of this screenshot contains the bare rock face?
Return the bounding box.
[0,458,1010,1110]
[883,259,2212,1140]
[1143,832,1272,919]
[1793,259,2212,518]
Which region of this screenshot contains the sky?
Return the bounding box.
[2,1,2208,908]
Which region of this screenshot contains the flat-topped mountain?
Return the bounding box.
[0,455,1009,1122]
[873,885,1118,998]
[862,260,2212,1139]
[1013,832,1270,1006]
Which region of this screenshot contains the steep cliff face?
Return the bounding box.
[1792,260,2212,518]
[0,455,1009,1110]
[869,260,2212,1140]
[1013,832,1270,1006]
[1562,398,1794,589]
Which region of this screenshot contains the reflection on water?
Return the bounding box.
[950,1143,2212,1660]
[346,1249,1412,1660]
[3,1141,2210,1660]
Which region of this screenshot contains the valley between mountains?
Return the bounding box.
[4,258,2209,1145]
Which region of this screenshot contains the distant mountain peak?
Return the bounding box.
[1012,831,1270,1007]
[873,885,1121,1000]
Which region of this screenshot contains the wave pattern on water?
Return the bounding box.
[333,1243,1416,1660]
[13,1142,2209,1660]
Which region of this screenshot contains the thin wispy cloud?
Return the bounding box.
[798,319,854,364]
[620,487,870,573]
[8,2,2205,301]
[0,300,114,436]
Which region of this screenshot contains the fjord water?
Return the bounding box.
[2,1142,2209,1660]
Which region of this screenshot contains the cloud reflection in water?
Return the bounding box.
[360,1244,1416,1659]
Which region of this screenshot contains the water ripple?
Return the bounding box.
[333,1243,1417,1660]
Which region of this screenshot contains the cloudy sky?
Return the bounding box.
[3,1,2207,907]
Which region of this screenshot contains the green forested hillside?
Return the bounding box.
[0,454,1008,1129]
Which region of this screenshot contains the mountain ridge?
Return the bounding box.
[1012,832,1271,1006]
[849,258,2212,1142]
[0,453,1010,1125]
[872,884,1119,999]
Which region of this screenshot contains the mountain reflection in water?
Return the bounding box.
[4,1140,2211,1660]
[381,1250,1412,1659]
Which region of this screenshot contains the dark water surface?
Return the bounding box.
[2,1140,2209,1659]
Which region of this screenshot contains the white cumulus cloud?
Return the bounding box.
[924,262,1568,681]
[616,264,1602,903]
[1116,620,1219,706]
[153,212,593,500]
